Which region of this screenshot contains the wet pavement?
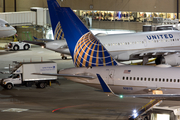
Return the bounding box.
[0,45,179,120]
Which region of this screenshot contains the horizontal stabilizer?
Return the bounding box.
[23,41,45,46]
[33,73,95,79]
[33,36,54,42]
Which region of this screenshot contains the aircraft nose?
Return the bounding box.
[12,27,17,35]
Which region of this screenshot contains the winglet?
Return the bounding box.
[96,74,117,96]
[33,36,37,40]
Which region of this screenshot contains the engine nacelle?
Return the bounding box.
[164,53,180,66]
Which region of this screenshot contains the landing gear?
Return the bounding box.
[62,56,67,59]
[61,54,67,59]
[142,57,149,65]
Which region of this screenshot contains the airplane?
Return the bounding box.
[33,0,180,99]
[24,8,180,66]
[25,27,180,66]
[0,18,16,38]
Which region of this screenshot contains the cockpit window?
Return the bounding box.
[5,23,10,27]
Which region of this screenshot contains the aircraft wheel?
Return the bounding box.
[5,83,13,90]
[62,56,67,59]
[24,44,30,50]
[13,45,19,51]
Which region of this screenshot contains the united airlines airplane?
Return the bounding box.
[0,18,16,38]
[35,0,180,99]
[25,8,180,66]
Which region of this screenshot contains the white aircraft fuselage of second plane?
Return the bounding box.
[0,19,16,38]
[59,64,180,95]
[43,30,180,65]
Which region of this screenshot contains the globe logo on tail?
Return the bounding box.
[74,32,117,67]
[54,22,64,40]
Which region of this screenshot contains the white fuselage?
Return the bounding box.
[0,19,16,38]
[59,65,180,95]
[47,30,180,60]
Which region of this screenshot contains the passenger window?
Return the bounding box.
[155,78,158,81]
[148,78,150,81]
[178,79,180,82]
[133,77,136,80]
[144,78,147,81]
[170,79,172,82]
[123,76,125,80]
[163,78,165,82]
[152,78,154,81]
[166,79,168,82]
[137,77,139,80]
[126,77,128,80]
[174,79,176,82]
[159,78,161,82]
[141,77,143,81]
[130,77,132,80]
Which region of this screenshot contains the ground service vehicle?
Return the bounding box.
[1,61,57,90]
[8,41,31,51]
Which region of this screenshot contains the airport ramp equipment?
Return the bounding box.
[128,99,162,120]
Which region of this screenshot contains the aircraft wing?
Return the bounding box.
[23,41,45,46]
[131,49,180,58]
[33,73,95,79]
[96,74,180,99]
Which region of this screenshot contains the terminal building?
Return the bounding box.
[0,0,180,40]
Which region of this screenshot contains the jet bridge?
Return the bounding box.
[0,7,50,27]
[129,99,162,120]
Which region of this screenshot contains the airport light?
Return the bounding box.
[132,109,138,118]
[119,95,123,98]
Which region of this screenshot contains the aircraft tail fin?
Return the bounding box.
[47,0,118,67]
[47,0,64,40]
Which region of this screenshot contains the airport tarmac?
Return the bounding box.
[0,45,179,120]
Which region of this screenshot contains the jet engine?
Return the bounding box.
[156,53,180,66]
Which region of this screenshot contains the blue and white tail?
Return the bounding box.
[48,0,64,40]
[47,0,118,67]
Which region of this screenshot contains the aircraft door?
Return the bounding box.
[108,69,115,85]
